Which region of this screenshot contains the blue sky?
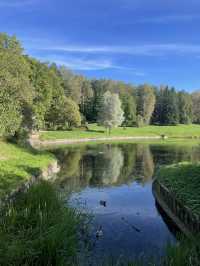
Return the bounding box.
[1,0,200,90]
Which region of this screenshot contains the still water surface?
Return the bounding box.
[53,142,200,263]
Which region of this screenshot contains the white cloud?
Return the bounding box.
[52,58,114,71]
[33,43,200,56]
[36,55,145,76]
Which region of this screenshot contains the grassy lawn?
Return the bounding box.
[156,162,200,216]
[0,141,56,197]
[40,124,200,141]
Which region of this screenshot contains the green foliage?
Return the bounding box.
[156,162,200,215]
[178,91,193,124]
[153,87,180,125]
[121,94,137,126]
[0,181,83,266]
[0,32,200,139]
[137,84,156,126]
[192,91,200,124]
[27,58,54,129]
[46,96,81,130]
[0,33,33,136]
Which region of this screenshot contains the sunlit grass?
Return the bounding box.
[0,141,55,197]
[40,124,200,141]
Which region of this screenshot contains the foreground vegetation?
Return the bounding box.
[0,181,84,266]
[40,124,200,141]
[0,141,55,197]
[156,162,200,216]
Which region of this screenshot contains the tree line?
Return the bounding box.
[0,33,200,138]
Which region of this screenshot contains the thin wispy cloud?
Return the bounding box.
[28,42,200,56]
[35,54,145,76]
[52,58,114,71]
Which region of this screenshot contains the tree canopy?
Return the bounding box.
[0,32,199,138]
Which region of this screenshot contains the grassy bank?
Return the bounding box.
[40,124,200,141]
[0,181,84,266]
[156,162,200,216]
[0,141,56,197]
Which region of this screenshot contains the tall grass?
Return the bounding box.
[0,181,85,266]
[163,236,200,266]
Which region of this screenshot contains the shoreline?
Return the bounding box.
[1,160,60,204]
[153,180,200,238]
[30,135,164,147]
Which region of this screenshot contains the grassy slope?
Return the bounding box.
[156,163,200,216]
[40,124,200,141]
[0,141,55,197]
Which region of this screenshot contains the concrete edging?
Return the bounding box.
[153,179,200,238]
[30,135,163,148]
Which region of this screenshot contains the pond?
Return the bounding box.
[52,141,200,264]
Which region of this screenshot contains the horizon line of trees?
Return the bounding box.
[1,32,200,139]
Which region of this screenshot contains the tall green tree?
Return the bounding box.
[137,84,156,126]
[164,87,179,125]
[153,86,179,125]
[178,91,193,124]
[191,91,200,124]
[121,94,137,126]
[0,33,33,136]
[45,96,81,130]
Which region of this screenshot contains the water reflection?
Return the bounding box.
[55,142,200,191]
[52,142,200,263]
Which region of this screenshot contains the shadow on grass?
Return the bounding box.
[86,129,105,133]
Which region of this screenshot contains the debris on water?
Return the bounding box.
[100,200,107,207]
[121,217,141,233]
[96,226,103,238]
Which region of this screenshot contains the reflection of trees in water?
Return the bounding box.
[150,144,200,166]
[118,144,137,185]
[56,144,156,189]
[56,147,87,191]
[56,143,200,190]
[133,144,155,184]
[89,145,124,186]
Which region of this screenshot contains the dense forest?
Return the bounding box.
[0,33,199,138]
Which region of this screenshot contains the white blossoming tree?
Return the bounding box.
[98,91,124,134]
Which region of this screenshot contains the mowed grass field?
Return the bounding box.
[40,124,200,140]
[0,141,55,197]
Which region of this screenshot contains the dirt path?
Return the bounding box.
[29,134,163,148]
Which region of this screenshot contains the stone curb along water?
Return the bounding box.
[29,132,164,148]
[0,159,60,205]
[153,179,200,238]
